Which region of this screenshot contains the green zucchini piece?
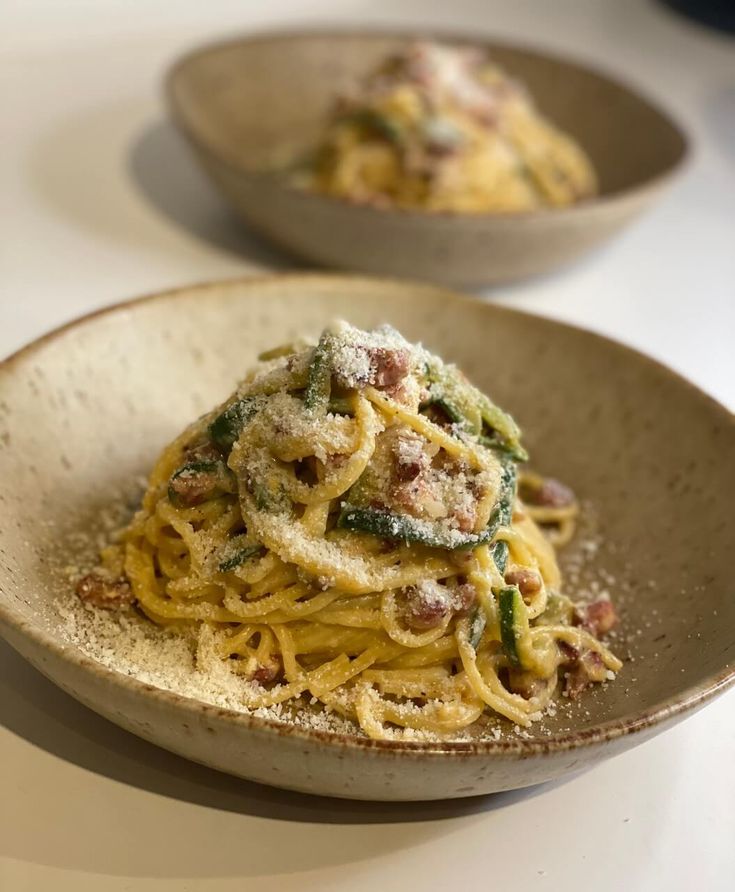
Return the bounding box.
[420,359,526,460]
[338,504,491,550]
[497,458,517,528]
[422,116,463,151]
[421,361,482,435]
[499,585,524,668]
[419,395,465,426]
[537,592,574,626]
[172,460,220,473]
[478,396,527,462]
[327,395,355,416]
[209,397,262,452]
[340,109,401,144]
[485,459,517,540]
[303,334,332,412]
[491,539,509,575]
[486,505,502,540]
[250,480,291,515]
[479,433,526,461]
[218,539,264,572]
[468,607,487,650]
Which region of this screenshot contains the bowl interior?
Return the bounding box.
[0,276,732,744]
[167,30,688,199]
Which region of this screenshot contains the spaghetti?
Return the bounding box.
[80,322,620,739]
[299,41,597,213]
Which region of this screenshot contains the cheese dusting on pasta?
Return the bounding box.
[77,322,620,740]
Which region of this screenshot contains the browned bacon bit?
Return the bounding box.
[252,657,281,686]
[452,582,478,615]
[402,580,454,629]
[507,668,548,700]
[325,453,349,475]
[392,432,429,482]
[169,468,220,507]
[332,343,410,391]
[76,573,133,610]
[504,567,542,598]
[521,476,575,508]
[184,441,222,462]
[382,378,415,407]
[574,599,618,637]
[564,650,606,700]
[558,640,579,664]
[389,434,438,510]
[425,132,460,158]
[368,346,410,388]
[452,502,478,533]
[397,481,446,520]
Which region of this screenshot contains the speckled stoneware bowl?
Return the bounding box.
[0,275,732,801]
[165,30,689,287]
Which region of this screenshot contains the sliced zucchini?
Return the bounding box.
[468,607,487,650]
[490,539,509,575]
[337,504,491,550]
[499,585,524,668]
[303,334,332,412]
[339,109,401,144]
[537,592,574,626]
[420,361,482,434]
[497,458,517,528]
[478,396,528,462]
[420,395,465,426]
[486,459,517,539]
[218,538,264,572]
[250,480,291,514]
[422,116,463,152]
[420,360,527,460]
[327,395,355,416]
[479,433,527,462]
[208,397,262,452]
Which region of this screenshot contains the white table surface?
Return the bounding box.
[1,1,733,889]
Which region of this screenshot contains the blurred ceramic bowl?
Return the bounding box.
[165,30,689,287]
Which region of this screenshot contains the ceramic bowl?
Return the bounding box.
[0,275,732,801]
[165,30,689,287]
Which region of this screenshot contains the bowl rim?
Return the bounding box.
[1,273,733,758]
[164,25,692,224]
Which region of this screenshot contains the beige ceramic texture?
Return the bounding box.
[0,275,733,801]
[166,30,689,287]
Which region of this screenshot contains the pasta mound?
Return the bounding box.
[81,322,620,739]
[300,41,597,213]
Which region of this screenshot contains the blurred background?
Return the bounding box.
[2,0,733,411]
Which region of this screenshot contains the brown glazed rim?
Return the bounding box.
[164,25,692,223]
[1,274,733,758]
